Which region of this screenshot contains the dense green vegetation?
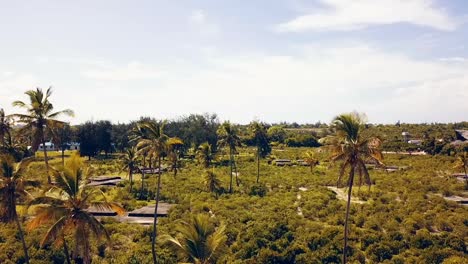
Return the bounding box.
[1,88,467,263]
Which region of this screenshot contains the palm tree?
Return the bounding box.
[217,122,241,193]
[27,154,124,264]
[304,150,319,173]
[329,113,383,264]
[197,142,214,168]
[135,121,168,264]
[167,137,184,178]
[203,170,222,196]
[164,214,226,264]
[0,108,13,151]
[122,146,139,192]
[249,121,271,183]
[0,155,35,264]
[453,152,468,187]
[12,87,74,183]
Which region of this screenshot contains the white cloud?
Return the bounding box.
[188,9,219,35]
[82,61,164,81]
[277,0,457,32]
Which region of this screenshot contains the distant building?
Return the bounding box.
[38,142,56,151]
[455,130,468,141]
[68,142,80,151]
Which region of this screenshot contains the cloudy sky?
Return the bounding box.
[1,0,467,124]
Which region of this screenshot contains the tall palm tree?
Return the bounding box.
[217,122,241,193]
[135,121,168,264]
[304,150,319,173]
[122,147,139,193]
[197,142,214,168]
[203,170,222,196]
[453,151,468,187]
[249,121,271,183]
[0,155,35,264]
[167,137,184,178]
[27,154,124,264]
[12,87,74,183]
[164,214,226,264]
[329,113,383,264]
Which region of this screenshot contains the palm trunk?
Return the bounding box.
[140,171,145,199]
[63,235,71,264]
[343,167,355,264]
[229,148,233,193]
[129,168,133,193]
[256,147,260,183]
[41,135,51,184]
[15,216,30,264]
[234,157,239,187]
[151,156,162,264]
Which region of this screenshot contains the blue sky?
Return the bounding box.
[1,0,467,124]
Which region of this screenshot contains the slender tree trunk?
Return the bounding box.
[343,167,355,264]
[63,235,71,264]
[41,135,51,184]
[129,168,133,193]
[15,216,30,264]
[256,147,260,183]
[151,156,162,264]
[234,157,239,187]
[140,171,145,200]
[229,148,233,193]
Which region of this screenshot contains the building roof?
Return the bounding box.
[455,130,468,141]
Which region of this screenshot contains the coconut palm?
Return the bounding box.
[0,155,35,264]
[203,170,222,196]
[217,122,241,193]
[197,142,215,168]
[249,121,271,183]
[135,120,168,264]
[304,150,319,173]
[164,214,226,264]
[27,154,124,264]
[329,113,383,264]
[12,87,74,183]
[167,137,184,177]
[122,146,139,192]
[453,151,468,187]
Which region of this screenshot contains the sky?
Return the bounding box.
[1,0,468,125]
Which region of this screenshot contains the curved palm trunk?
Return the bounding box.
[343,167,355,264]
[151,156,162,264]
[256,147,260,183]
[15,216,30,264]
[41,135,51,184]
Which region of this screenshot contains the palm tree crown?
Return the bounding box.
[217,122,241,192]
[197,142,215,168]
[164,214,226,264]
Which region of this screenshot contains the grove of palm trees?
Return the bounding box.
[0,88,467,264]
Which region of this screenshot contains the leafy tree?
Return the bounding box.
[267,125,287,143]
[111,122,132,152]
[12,87,74,183]
[249,121,271,183]
[166,113,219,151]
[304,150,319,173]
[77,121,98,160]
[135,121,168,264]
[196,142,215,168]
[217,121,241,193]
[329,113,383,264]
[0,155,34,264]
[122,147,139,192]
[96,120,113,157]
[27,154,124,264]
[164,214,226,264]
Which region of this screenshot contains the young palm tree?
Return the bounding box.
[453,152,468,187]
[0,155,35,264]
[249,121,271,183]
[122,146,139,192]
[167,137,184,177]
[196,142,214,168]
[27,154,124,264]
[217,122,241,193]
[164,214,226,264]
[135,121,168,264]
[304,150,319,173]
[203,170,222,196]
[329,113,383,264]
[12,87,74,183]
